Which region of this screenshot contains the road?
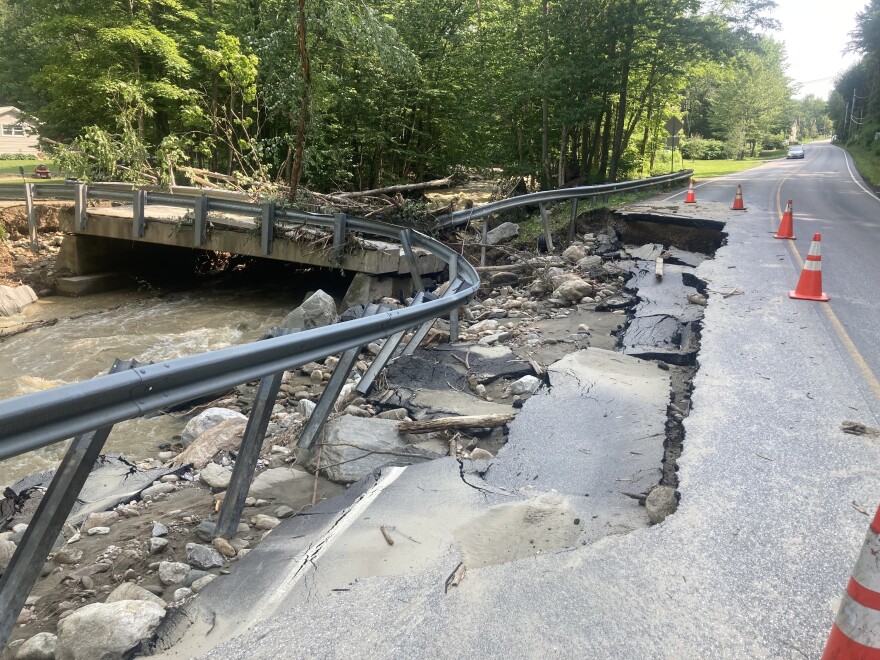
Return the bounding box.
[155,143,880,659]
[675,141,880,411]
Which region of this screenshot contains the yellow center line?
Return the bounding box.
[775,171,880,404]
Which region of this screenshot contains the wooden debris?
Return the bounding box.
[475,264,527,273]
[380,525,395,546]
[0,318,58,341]
[655,257,664,280]
[841,421,880,438]
[444,562,467,593]
[398,413,515,434]
[332,177,453,199]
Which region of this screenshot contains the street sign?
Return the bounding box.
[664,117,683,136]
[665,136,680,148]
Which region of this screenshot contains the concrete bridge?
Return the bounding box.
[50,187,446,299]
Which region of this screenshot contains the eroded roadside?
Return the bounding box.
[1,200,726,660]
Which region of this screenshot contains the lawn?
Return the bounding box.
[682,149,785,180]
[0,159,61,182]
[841,129,880,189]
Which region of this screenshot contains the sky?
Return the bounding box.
[771,0,867,99]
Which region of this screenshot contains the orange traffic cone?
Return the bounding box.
[774,199,796,239]
[789,233,829,301]
[822,503,880,658]
[731,184,746,210]
[684,179,696,204]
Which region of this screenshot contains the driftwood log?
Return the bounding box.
[398,413,515,435]
[332,177,453,199]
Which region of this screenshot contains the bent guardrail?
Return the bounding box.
[0,168,692,645]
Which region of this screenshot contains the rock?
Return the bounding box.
[230,538,250,551]
[469,448,494,460]
[299,416,439,484]
[87,526,110,536]
[274,506,295,519]
[105,582,166,607]
[0,539,16,572]
[0,284,37,317]
[12,523,27,534]
[645,486,678,524]
[173,587,193,601]
[148,538,168,555]
[576,255,603,269]
[511,375,541,395]
[55,600,165,660]
[151,522,168,538]
[191,574,216,593]
[199,463,232,490]
[280,290,338,331]
[185,543,225,569]
[180,408,248,448]
[174,417,247,469]
[485,222,519,245]
[687,293,708,306]
[16,608,33,625]
[68,563,109,580]
[467,319,499,335]
[52,547,83,566]
[562,244,588,263]
[158,561,190,586]
[82,511,119,533]
[212,537,236,558]
[184,569,209,587]
[15,632,56,660]
[251,515,280,531]
[490,272,519,287]
[552,278,594,303]
[376,408,409,421]
[248,467,316,506]
[193,521,217,542]
[298,399,316,418]
[140,483,174,501]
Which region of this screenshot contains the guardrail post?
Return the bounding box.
[449,255,460,343]
[539,202,554,252]
[0,358,137,648]
[215,369,284,539]
[74,183,88,231]
[480,220,489,267]
[132,189,147,238]
[261,203,275,256]
[332,213,347,266]
[399,228,425,293]
[24,183,37,253]
[355,293,425,396]
[402,279,462,356]
[568,198,579,243]
[193,195,208,247]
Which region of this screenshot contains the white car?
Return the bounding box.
[787,145,805,159]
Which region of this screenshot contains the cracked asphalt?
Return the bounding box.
[154,143,880,659]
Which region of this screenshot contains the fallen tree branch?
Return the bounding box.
[332,177,453,199]
[0,318,58,341]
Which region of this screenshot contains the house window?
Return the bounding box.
[1,124,26,136]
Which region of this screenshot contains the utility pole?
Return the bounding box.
[844,101,850,139]
[849,88,858,139]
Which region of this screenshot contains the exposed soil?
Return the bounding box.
[0,202,68,291]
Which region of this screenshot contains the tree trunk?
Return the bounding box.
[557,125,568,187]
[540,0,551,189]
[608,2,636,182]
[289,0,311,202]
[598,103,613,180]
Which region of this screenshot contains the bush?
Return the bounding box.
[681,137,731,160]
[0,153,39,160]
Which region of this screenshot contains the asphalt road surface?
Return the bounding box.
[675,141,880,413]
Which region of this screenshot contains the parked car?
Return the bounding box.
[787,145,805,159]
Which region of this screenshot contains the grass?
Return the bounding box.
[0,159,63,182]
[682,149,785,180]
[841,126,880,189]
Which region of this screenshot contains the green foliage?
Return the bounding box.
[0,154,40,161]
[681,137,731,160]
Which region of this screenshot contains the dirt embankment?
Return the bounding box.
[0,203,69,292]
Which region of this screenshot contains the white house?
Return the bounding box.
[0,106,40,154]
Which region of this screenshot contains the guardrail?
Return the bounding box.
[0,169,692,645]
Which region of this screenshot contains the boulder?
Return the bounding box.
[490,272,519,287]
[248,467,316,506]
[15,632,56,660]
[105,583,166,607]
[280,290,338,331]
[340,273,393,310]
[561,244,588,263]
[299,416,439,484]
[158,561,190,586]
[251,514,281,531]
[185,543,225,570]
[140,483,174,500]
[646,486,678,524]
[0,284,37,317]
[180,408,247,448]
[576,255,603,270]
[199,464,232,490]
[55,600,165,660]
[148,538,168,555]
[52,547,82,566]
[191,574,216,593]
[81,511,119,533]
[485,222,519,245]
[511,375,541,395]
[0,539,16,572]
[552,278,594,303]
[173,418,246,469]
